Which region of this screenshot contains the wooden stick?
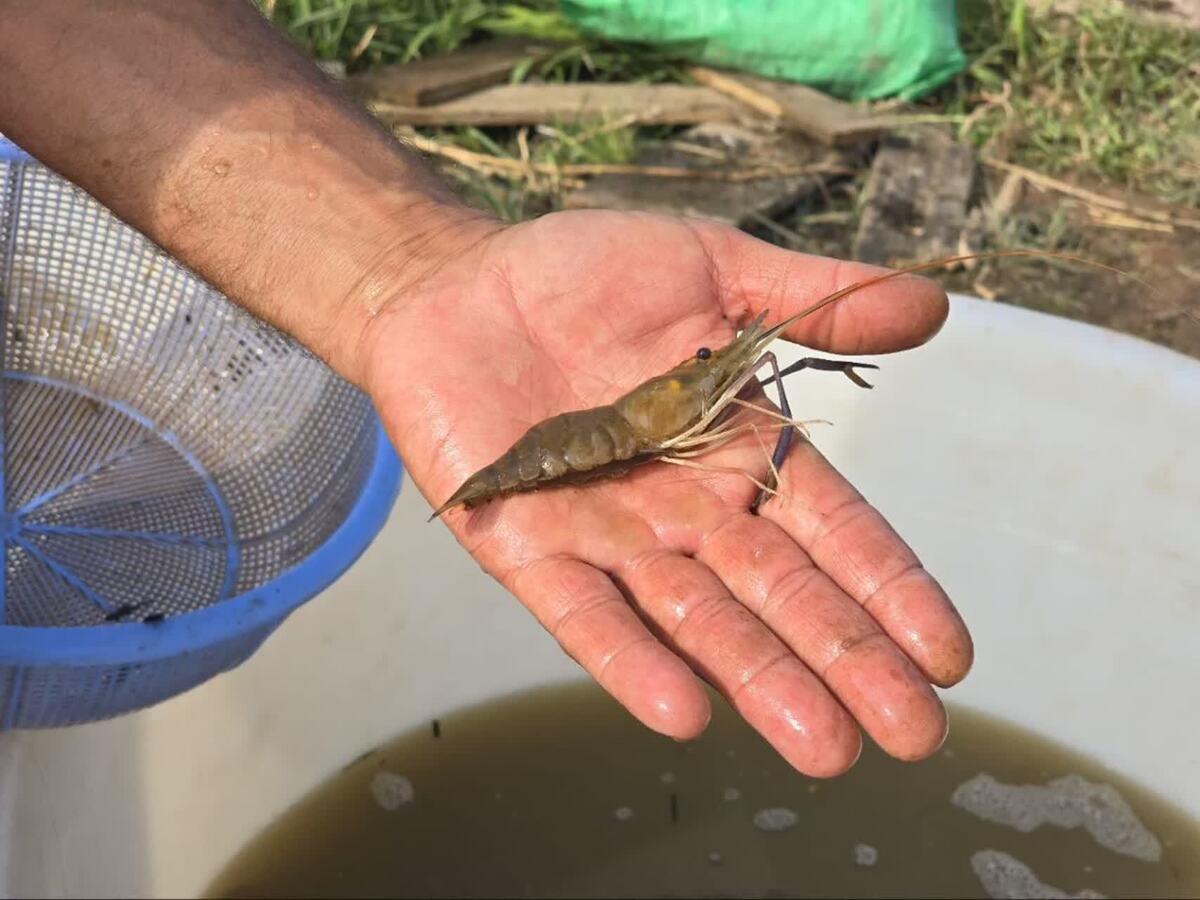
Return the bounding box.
[690,67,785,120]
[983,158,1200,231]
[369,83,746,127]
[1087,207,1175,233]
[348,24,378,64]
[690,67,886,146]
[348,39,558,107]
[399,131,851,182]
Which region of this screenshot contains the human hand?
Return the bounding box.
[0,0,971,771]
[363,209,972,777]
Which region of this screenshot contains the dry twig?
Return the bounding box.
[349,24,378,64]
[983,158,1200,231]
[400,131,850,182]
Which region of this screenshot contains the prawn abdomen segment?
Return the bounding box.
[428,406,648,518]
[533,406,647,474]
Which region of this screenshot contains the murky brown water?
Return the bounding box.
[207,681,1200,899]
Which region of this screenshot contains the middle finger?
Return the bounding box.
[697,512,948,761]
[616,548,862,777]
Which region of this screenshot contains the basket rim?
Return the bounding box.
[0,400,403,667]
[0,136,27,163]
[1,136,405,666]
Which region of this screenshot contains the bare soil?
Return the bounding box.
[756,172,1200,361]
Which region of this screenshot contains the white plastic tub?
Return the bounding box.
[2,295,1198,898]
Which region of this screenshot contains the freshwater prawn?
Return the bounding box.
[429,249,1163,520]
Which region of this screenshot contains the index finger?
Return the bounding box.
[691,222,950,355]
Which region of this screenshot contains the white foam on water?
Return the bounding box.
[970,850,1106,899]
[369,772,414,811]
[613,806,634,821]
[853,843,878,867]
[722,787,742,802]
[659,771,676,785]
[706,851,724,866]
[951,773,1162,862]
[753,807,799,832]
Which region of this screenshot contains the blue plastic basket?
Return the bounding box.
[0,139,402,728]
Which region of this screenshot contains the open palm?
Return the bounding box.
[364,210,972,776]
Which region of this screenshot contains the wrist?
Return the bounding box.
[325,190,505,387]
[152,106,502,386]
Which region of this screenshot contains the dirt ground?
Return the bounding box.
[949,225,1200,361]
[752,170,1200,361]
[1037,0,1200,31]
[946,182,1200,361]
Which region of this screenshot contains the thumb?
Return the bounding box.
[690,221,950,354]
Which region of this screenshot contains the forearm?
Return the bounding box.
[0,0,493,384]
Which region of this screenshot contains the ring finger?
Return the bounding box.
[615,548,862,777]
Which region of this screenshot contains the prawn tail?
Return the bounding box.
[427,468,501,522]
[427,494,467,523]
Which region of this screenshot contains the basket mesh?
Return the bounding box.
[0,148,391,727]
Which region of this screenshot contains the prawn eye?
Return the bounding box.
[696,347,712,360]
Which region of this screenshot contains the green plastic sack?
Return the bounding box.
[559,0,966,101]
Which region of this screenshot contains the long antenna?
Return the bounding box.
[754,249,1186,345]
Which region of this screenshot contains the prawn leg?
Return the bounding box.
[730,398,829,433]
[752,354,880,512]
[751,424,782,502]
[662,350,780,448]
[753,351,795,513]
[670,421,803,457]
[659,456,778,498]
[760,357,880,389]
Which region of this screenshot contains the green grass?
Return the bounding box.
[261,0,690,81]
[259,0,673,220]
[262,0,568,66]
[948,0,1200,207]
[261,0,1199,213]
[429,118,639,220]
[259,0,691,221]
